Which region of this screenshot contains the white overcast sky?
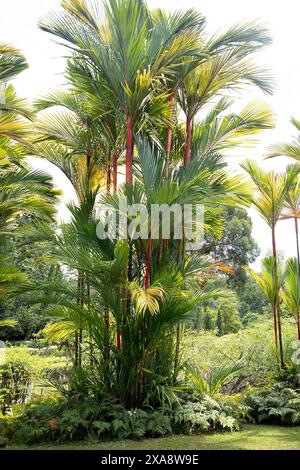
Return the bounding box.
[2,0,300,266]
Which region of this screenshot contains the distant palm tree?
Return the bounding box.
[246,256,285,345]
[241,161,298,367]
[0,44,31,150]
[178,32,274,166]
[267,117,300,161]
[281,164,300,278]
[281,258,300,340]
[0,43,58,301]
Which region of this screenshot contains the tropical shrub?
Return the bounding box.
[183,319,297,389]
[186,360,245,398]
[172,397,242,434]
[0,361,31,414]
[245,383,300,425]
[0,391,248,445]
[0,345,68,411]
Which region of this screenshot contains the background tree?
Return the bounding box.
[267,117,300,161]
[241,160,299,367]
[280,258,300,340]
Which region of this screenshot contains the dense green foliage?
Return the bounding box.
[246,383,300,425]
[2,0,300,449]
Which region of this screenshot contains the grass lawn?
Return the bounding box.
[4,425,300,450]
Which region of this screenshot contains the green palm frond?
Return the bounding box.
[0,319,17,328]
[241,159,299,226]
[245,256,284,307]
[280,258,300,321]
[129,281,165,315]
[267,117,300,161]
[0,43,28,82]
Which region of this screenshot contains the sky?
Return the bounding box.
[1,0,300,267]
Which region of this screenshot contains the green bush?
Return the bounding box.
[183,319,297,390]
[1,396,172,444]
[0,344,69,418]
[172,396,248,434]
[245,383,300,425]
[0,392,246,445]
[0,361,31,414]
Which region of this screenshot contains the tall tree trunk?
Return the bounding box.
[125,114,133,186]
[145,239,152,288]
[184,115,192,167]
[272,224,284,368]
[295,218,300,269]
[165,94,174,178]
[106,165,111,194]
[113,152,118,192]
[162,94,175,252]
[78,274,85,367]
[294,217,300,339]
[173,325,181,379]
[75,272,84,367]
[123,114,133,354]
[74,332,79,366]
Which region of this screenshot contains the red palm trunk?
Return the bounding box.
[116,330,121,349]
[294,218,300,339]
[184,115,192,167]
[125,114,133,186]
[113,152,118,192]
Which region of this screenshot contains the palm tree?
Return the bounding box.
[0,45,31,151]
[100,135,253,369]
[25,0,277,407]
[280,165,300,278]
[39,0,203,186]
[178,32,274,166]
[0,42,59,301]
[241,160,298,367]
[25,131,252,402]
[0,43,27,82]
[245,255,285,348]
[0,158,59,300]
[267,117,300,161]
[172,98,273,168]
[32,89,110,364]
[34,89,107,203]
[147,8,205,162]
[281,258,300,340]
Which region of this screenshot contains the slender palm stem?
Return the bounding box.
[74,332,79,366]
[271,224,284,368]
[185,115,192,166]
[165,94,174,178]
[173,325,181,379]
[113,152,118,192]
[294,217,300,339]
[106,165,111,193]
[145,239,152,288]
[125,114,133,186]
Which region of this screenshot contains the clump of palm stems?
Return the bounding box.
[2,0,280,408]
